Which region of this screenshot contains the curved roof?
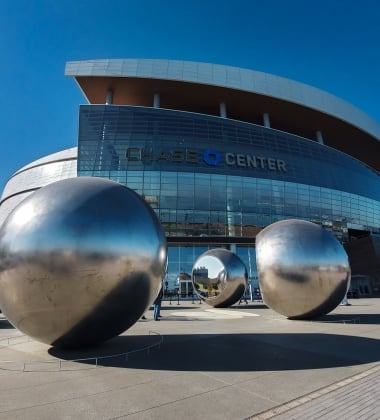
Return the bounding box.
[65,59,380,172]
[12,147,78,176]
[1,147,78,201]
[0,147,78,225]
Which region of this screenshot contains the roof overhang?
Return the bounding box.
[65,59,380,172]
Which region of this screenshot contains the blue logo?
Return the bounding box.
[203,149,221,166]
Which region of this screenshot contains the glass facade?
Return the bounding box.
[77,105,380,290]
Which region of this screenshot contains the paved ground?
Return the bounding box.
[0,298,379,419]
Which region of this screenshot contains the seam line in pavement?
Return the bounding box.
[247,363,380,419]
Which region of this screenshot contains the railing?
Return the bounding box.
[163,291,263,304]
[0,331,163,372]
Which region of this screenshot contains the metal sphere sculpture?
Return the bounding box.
[0,177,167,348]
[192,249,248,308]
[256,219,351,319]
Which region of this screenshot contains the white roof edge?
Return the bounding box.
[13,147,78,175]
[65,59,380,140]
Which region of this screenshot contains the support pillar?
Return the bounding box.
[316,130,324,145]
[263,113,271,128]
[105,90,113,105]
[153,93,160,108]
[219,102,227,118]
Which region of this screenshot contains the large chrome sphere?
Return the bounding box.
[0,177,167,348]
[256,219,350,319]
[192,249,248,308]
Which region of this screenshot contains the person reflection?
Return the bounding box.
[153,285,163,321]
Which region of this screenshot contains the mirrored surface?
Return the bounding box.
[192,249,248,308]
[0,177,167,348]
[256,219,351,319]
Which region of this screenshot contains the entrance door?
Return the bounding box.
[180,280,194,298]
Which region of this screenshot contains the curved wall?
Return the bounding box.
[77,105,380,242]
[0,147,77,226]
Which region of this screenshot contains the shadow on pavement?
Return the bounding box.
[0,318,14,329]
[49,332,380,371]
[314,313,380,325]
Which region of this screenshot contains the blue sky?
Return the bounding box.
[1,0,379,190]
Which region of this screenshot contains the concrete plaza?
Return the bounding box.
[0,298,379,419]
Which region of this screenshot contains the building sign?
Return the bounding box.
[204,149,286,172]
[126,147,286,172]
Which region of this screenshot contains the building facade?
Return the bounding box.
[0,147,78,225]
[1,59,380,295]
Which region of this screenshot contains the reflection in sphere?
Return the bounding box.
[192,249,248,308]
[0,177,167,348]
[256,219,351,319]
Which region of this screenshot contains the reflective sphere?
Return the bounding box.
[0,177,167,348]
[256,219,350,319]
[192,249,248,307]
